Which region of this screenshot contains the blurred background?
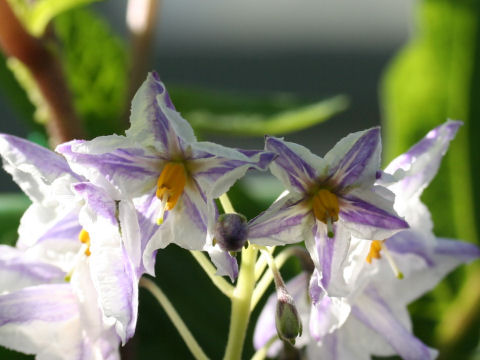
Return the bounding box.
[1,0,479,359]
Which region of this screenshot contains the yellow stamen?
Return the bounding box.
[155,162,187,224]
[366,240,383,264]
[78,229,91,257]
[312,189,339,237]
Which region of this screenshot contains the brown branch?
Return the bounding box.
[0,0,84,147]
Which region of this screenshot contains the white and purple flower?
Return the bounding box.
[57,72,276,275]
[247,128,409,284]
[0,134,141,351]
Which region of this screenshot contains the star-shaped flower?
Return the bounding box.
[57,72,275,274]
[248,128,408,280]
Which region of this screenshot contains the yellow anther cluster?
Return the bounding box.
[78,229,91,257]
[156,162,187,224]
[312,189,339,224]
[366,240,383,264]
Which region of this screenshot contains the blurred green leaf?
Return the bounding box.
[53,8,128,137]
[0,193,30,246]
[381,0,480,357]
[7,0,101,36]
[180,93,348,136]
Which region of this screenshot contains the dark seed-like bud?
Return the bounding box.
[275,287,303,345]
[214,213,249,252]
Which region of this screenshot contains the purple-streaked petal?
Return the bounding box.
[352,288,436,360]
[58,137,160,199]
[248,193,314,246]
[74,182,139,343]
[0,245,65,292]
[309,293,350,343]
[0,284,85,360]
[0,134,81,203]
[190,141,276,199]
[385,230,435,266]
[207,246,238,282]
[126,72,196,155]
[339,190,408,240]
[385,120,461,198]
[310,224,351,297]
[265,136,324,193]
[324,128,381,190]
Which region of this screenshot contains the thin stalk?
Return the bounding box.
[251,249,292,311]
[254,250,270,281]
[219,193,236,214]
[140,277,209,360]
[190,250,234,298]
[223,245,257,360]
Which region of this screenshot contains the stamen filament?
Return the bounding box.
[326,216,334,238]
[381,243,404,279]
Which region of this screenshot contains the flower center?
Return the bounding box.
[78,228,91,256]
[366,240,383,263]
[312,189,339,238]
[155,162,187,225]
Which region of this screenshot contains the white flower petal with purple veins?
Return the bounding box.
[127,71,195,155]
[385,120,462,199]
[207,245,239,282]
[191,142,276,199]
[325,127,381,190]
[352,288,437,360]
[0,134,81,204]
[265,136,324,193]
[0,246,66,292]
[57,137,161,199]
[339,191,409,240]
[74,182,139,344]
[0,284,87,360]
[248,193,314,246]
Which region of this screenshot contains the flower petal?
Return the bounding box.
[352,288,436,360]
[0,284,85,360]
[339,189,408,240]
[385,120,461,198]
[248,193,315,246]
[191,141,276,198]
[0,245,66,292]
[74,182,139,344]
[265,136,325,193]
[325,127,381,190]
[0,134,80,203]
[57,137,160,198]
[207,245,238,282]
[126,72,196,154]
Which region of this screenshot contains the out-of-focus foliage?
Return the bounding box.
[169,87,348,137]
[54,8,128,137]
[0,193,30,246]
[381,0,480,358]
[7,0,100,36]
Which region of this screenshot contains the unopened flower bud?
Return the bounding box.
[214,213,249,252]
[275,287,303,345]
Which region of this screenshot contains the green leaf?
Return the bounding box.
[7,0,101,36]
[53,8,128,137]
[0,193,30,246]
[183,95,348,136]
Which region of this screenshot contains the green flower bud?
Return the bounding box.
[214,213,249,252]
[275,287,303,345]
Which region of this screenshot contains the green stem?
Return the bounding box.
[219,193,236,214]
[140,277,210,360]
[190,250,234,298]
[250,249,293,311]
[223,245,258,360]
